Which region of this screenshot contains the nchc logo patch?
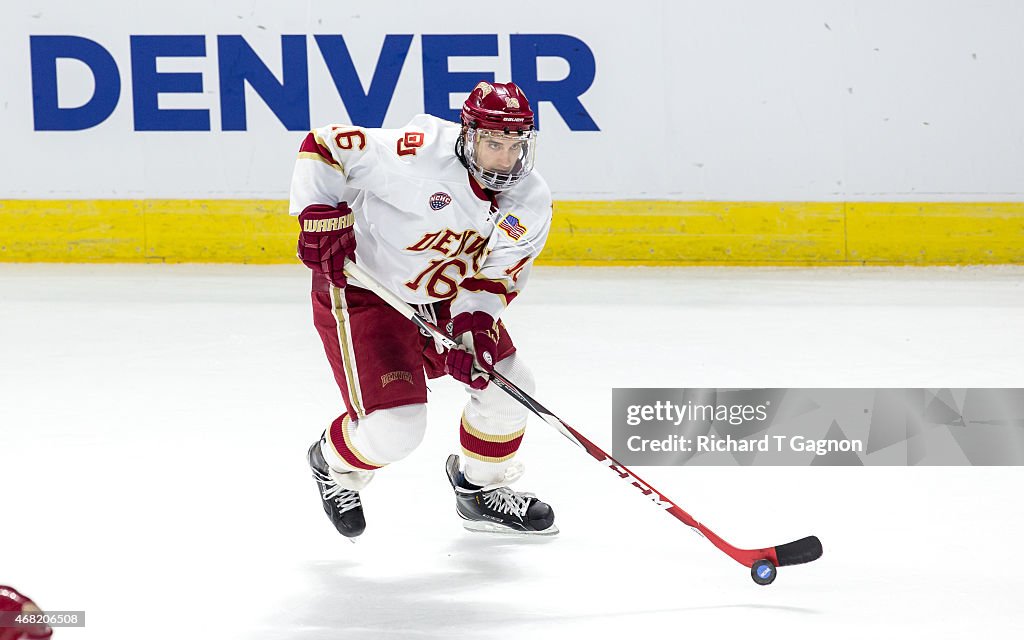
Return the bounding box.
[498,213,527,240]
[429,192,452,210]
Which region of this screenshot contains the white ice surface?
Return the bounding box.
[1,264,1023,639]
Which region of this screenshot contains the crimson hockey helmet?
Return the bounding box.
[461,81,534,133]
[0,586,52,640]
[459,81,538,191]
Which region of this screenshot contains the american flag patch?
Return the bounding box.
[498,214,527,240]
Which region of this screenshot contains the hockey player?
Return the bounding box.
[289,81,556,538]
[0,586,52,640]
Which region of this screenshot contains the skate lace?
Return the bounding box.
[312,468,362,514]
[482,487,531,519]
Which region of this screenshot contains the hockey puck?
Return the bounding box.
[751,559,777,585]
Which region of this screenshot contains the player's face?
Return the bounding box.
[474,133,526,173]
[462,126,537,190]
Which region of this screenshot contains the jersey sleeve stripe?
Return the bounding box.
[298,132,345,172]
[460,276,511,295]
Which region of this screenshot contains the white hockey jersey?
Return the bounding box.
[288,114,553,321]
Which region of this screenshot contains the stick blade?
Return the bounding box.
[774,535,823,566]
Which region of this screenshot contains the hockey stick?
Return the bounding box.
[343,261,823,584]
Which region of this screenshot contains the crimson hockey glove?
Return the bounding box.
[297,203,356,287]
[445,311,499,391]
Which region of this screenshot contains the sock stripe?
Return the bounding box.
[460,417,525,443]
[329,414,384,471]
[460,416,524,463]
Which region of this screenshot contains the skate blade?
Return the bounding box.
[460,519,560,537]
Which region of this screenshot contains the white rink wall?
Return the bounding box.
[3,0,1023,200]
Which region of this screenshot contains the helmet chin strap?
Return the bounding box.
[455,133,470,170]
[468,173,491,192]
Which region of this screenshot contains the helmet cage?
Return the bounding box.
[462,127,538,191]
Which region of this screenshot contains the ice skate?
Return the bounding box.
[445,454,558,536]
[308,437,371,539]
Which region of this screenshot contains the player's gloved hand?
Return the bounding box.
[445,311,499,390]
[297,202,356,287]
